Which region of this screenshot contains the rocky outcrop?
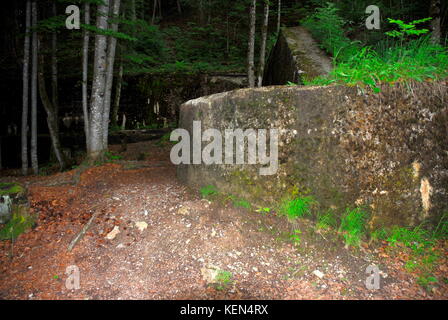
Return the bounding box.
[177,82,448,229]
[263,26,332,85]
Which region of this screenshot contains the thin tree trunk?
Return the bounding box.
[430,0,441,44]
[102,0,121,148]
[199,0,205,25]
[31,1,38,174]
[151,0,157,24]
[88,0,110,162]
[21,0,31,176]
[51,1,58,114]
[277,0,281,34]
[37,47,66,170]
[112,58,123,127]
[258,1,269,87]
[177,0,182,14]
[82,2,90,149]
[247,0,257,88]
[158,0,162,19]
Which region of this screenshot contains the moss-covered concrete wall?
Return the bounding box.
[177,82,448,229]
[263,27,332,85]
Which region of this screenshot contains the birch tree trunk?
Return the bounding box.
[247,0,257,88]
[102,0,121,148]
[21,0,31,176]
[277,0,281,34]
[82,2,90,149]
[430,0,441,44]
[31,1,38,174]
[88,0,110,162]
[258,1,269,87]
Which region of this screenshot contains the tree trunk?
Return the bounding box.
[37,48,66,170]
[88,0,110,162]
[177,0,182,14]
[430,0,441,44]
[151,0,157,24]
[102,0,121,148]
[31,1,38,174]
[112,58,123,127]
[51,1,58,115]
[82,2,90,149]
[247,0,257,88]
[158,0,162,19]
[21,0,31,176]
[258,1,269,87]
[277,0,281,34]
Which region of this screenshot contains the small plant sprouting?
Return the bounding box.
[290,229,302,247]
[104,151,123,162]
[256,207,271,214]
[215,270,233,291]
[199,185,218,199]
[315,210,337,231]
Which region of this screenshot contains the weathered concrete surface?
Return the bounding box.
[177,82,448,229]
[264,27,332,86]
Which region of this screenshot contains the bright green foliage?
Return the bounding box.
[307,36,448,91]
[290,229,302,246]
[339,207,368,247]
[215,270,233,290]
[385,18,432,39]
[200,185,219,198]
[0,210,35,241]
[0,183,23,197]
[104,151,123,161]
[433,212,448,239]
[280,196,315,221]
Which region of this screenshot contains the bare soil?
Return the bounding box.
[0,141,447,300]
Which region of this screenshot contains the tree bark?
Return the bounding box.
[151,0,157,24]
[88,0,110,162]
[112,57,123,127]
[37,40,66,170]
[258,1,269,87]
[82,2,90,149]
[21,0,31,176]
[102,0,121,148]
[51,1,58,116]
[247,0,257,88]
[31,1,38,174]
[430,0,441,44]
[277,0,281,34]
[177,0,182,14]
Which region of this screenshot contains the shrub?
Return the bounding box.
[339,207,368,247]
[280,196,315,221]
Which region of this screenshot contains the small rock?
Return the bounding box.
[177,207,189,215]
[135,221,148,232]
[105,226,120,240]
[313,270,325,279]
[116,243,125,249]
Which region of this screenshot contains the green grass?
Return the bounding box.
[279,196,316,221]
[233,199,251,210]
[339,207,368,247]
[199,185,218,199]
[307,37,448,91]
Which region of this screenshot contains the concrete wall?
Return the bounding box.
[177,82,448,229]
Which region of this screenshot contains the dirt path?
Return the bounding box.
[0,141,446,300]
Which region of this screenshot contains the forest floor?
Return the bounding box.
[0,141,447,300]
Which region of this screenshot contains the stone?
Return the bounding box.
[313,270,324,279]
[135,221,148,232]
[177,83,447,229]
[105,226,120,240]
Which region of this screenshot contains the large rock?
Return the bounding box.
[177,82,448,229]
[0,182,27,224]
[263,26,332,86]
